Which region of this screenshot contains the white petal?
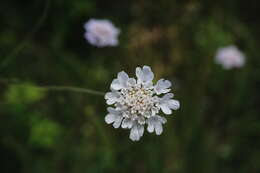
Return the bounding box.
[137,116,145,125]
[168,99,180,110]
[162,93,174,100]
[142,66,154,83]
[154,79,171,94]
[127,78,136,87]
[143,81,153,89]
[137,124,144,137]
[106,99,115,105]
[155,123,163,135]
[107,107,119,115]
[104,92,110,99]
[147,122,154,133]
[160,104,172,115]
[147,116,166,135]
[146,117,156,133]
[163,80,171,88]
[129,125,140,141]
[113,116,123,128]
[105,114,115,124]
[151,107,158,116]
[135,67,143,84]
[111,79,122,90]
[157,116,167,124]
[105,91,120,105]
[117,71,129,88]
[121,118,133,129]
[159,94,180,114]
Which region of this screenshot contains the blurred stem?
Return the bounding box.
[0,78,105,96]
[38,85,105,96]
[0,0,51,70]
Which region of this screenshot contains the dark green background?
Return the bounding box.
[0,0,260,172]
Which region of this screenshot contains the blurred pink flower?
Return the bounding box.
[215,45,245,69]
[84,19,120,47]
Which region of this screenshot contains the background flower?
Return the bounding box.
[84,19,120,47]
[215,45,245,69]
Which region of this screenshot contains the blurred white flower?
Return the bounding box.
[215,45,245,69]
[84,19,120,47]
[105,66,180,141]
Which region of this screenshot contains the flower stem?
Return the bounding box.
[38,85,105,96]
[0,78,105,96]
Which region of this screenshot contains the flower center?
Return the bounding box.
[120,85,159,120]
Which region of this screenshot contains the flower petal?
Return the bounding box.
[157,116,167,124]
[105,114,115,124]
[117,71,129,88]
[154,122,163,135]
[111,79,122,90]
[147,121,155,133]
[129,125,140,141]
[135,66,154,84]
[107,107,119,115]
[105,91,120,105]
[137,124,144,137]
[160,104,172,115]
[127,78,136,87]
[168,99,180,110]
[154,79,172,95]
[121,118,133,129]
[162,93,174,100]
[137,116,145,125]
[142,66,154,83]
[159,93,179,115]
[135,67,143,84]
[146,116,156,133]
[113,116,123,128]
[146,116,166,134]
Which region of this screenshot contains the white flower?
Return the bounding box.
[105,65,180,141]
[215,45,245,69]
[84,19,120,47]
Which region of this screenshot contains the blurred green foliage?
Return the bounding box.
[5,84,45,104]
[29,116,62,149]
[0,0,260,173]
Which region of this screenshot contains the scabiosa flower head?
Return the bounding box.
[84,19,120,47]
[105,66,180,141]
[215,45,245,69]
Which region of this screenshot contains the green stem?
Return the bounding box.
[38,86,105,96]
[0,78,105,96]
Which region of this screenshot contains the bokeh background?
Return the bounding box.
[1,0,260,172]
